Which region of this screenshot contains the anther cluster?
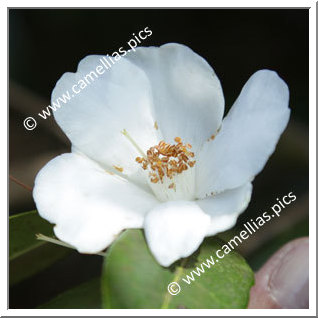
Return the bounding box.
[136,137,196,187]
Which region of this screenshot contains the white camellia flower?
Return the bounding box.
[33,43,290,267]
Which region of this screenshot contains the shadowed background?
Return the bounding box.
[9,9,308,308]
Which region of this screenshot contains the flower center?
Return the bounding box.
[135,137,196,188]
[122,130,196,201]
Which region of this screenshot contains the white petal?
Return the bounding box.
[33,153,158,253]
[144,200,210,267]
[126,43,224,151]
[196,70,290,197]
[52,55,161,189]
[197,183,252,236]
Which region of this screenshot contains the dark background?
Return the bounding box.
[9,9,309,308]
[10,9,308,120]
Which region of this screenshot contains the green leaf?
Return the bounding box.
[38,278,101,309]
[102,230,254,309]
[9,210,71,285]
[10,243,71,285]
[9,210,54,260]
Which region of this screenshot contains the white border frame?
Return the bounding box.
[2,0,316,316]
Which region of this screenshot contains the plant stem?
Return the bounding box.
[161,258,187,309]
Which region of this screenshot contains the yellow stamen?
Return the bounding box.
[174,136,182,143]
[135,138,196,188]
[113,165,124,173]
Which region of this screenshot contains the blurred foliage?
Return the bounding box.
[9,211,71,285]
[38,278,101,309]
[10,210,53,259]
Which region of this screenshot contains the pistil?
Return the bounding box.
[121,129,147,159]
